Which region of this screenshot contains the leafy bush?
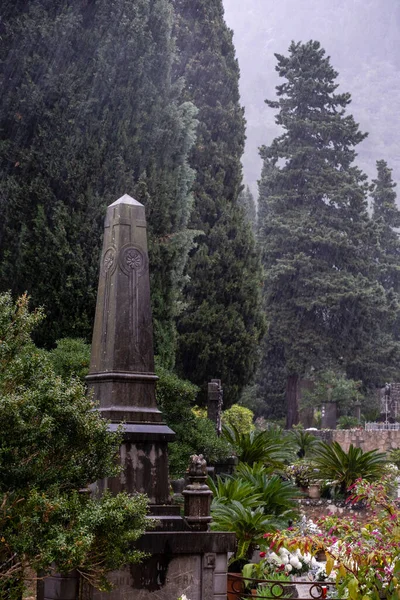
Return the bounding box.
[0,293,148,595]
[223,404,254,434]
[156,362,230,477]
[337,415,360,430]
[285,460,316,488]
[48,337,91,381]
[301,370,363,415]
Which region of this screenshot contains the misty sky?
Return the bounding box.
[223,0,400,200]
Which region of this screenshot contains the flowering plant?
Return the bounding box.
[259,546,317,576]
[285,461,316,488]
[264,477,400,599]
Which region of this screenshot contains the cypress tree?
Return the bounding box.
[0,0,197,361]
[238,185,257,231]
[258,41,400,426]
[371,160,400,293]
[173,0,265,402]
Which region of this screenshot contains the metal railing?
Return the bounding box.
[365,422,400,430]
[228,574,337,600]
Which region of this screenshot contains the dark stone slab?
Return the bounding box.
[134,531,236,554]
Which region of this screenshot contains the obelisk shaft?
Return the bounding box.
[87,194,174,504]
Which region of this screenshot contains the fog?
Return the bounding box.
[223,0,400,199]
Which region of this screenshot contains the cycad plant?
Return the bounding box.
[222,424,292,470]
[207,475,261,507]
[210,463,299,569]
[234,463,299,519]
[288,428,320,459]
[312,442,387,496]
[210,501,280,565]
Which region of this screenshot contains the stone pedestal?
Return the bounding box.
[92,532,236,600]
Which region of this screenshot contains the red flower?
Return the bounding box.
[259,551,266,558]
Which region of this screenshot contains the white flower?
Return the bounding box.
[279,547,290,556]
[268,552,280,564]
[285,564,293,572]
[290,557,302,569]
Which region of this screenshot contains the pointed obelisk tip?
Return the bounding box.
[109,194,144,208]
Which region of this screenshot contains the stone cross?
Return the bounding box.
[86,194,175,505]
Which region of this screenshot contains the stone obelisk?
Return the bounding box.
[86,194,175,505]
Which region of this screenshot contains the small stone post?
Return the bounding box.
[207,379,223,436]
[183,455,213,531]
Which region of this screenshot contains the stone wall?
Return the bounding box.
[334,429,400,453]
[312,429,400,453]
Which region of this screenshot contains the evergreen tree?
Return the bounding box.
[258,41,400,427]
[238,185,257,231]
[0,0,197,362]
[371,160,400,293]
[173,0,265,402]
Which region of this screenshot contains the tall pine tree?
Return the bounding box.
[258,41,400,426]
[0,0,197,362]
[371,160,400,293]
[173,0,265,403]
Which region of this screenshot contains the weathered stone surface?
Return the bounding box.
[86,194,174,505]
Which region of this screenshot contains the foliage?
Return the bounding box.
[208,476,260,508]
[238,185,257,231]
[210,463,298,519]
[0,293,148,594]
[210,463,299,568]
[223,404,254,435]
[284,460,316,489]
[287,428,320,459]
[48,337,91,382]
[211,501,280,565]
[155,362,230,476]
[256,546,316,578]
[266,478,400,600]
[371,159,400,295]
[234,463,299,518]
[0,0,197,364]
[337,415,360,430]
[237,384,267,419]
[258,40,400,426]
[221,424,291,469]
[242,560,291,593]
[174,0,265,403]
[387,449,400,470]
[301,371,363,414]
[312,442,387,496]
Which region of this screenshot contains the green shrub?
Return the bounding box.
[223,404,254,434]
[156,362,230,477]
[337,415,360,430]
[49,337,91,381]
[0,293,148,595]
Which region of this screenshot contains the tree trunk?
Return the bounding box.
[286,374,299,428]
